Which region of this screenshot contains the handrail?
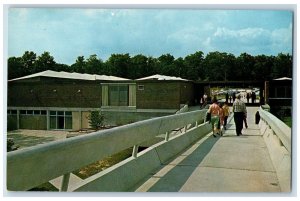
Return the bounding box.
[175,104,188,114]
[7,109,208,191]
[259,107,291,153]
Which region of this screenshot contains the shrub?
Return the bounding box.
[88,111,104,130]
[7,138,19,152]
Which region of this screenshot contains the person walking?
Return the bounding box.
[244,112,248,129]
[225,92,229,103]
[207,97,221,137]
[222,101,230,130]
[218,102,224,136]
[246,92,250,103]
[232,92,236,102]
[232,94,247,136]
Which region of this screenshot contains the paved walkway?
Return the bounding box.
[135,107,281,192]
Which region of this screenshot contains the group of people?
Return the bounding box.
[225,91,257,104]
[207,94,247,137]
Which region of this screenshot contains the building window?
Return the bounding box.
[138,85,144,90]
[274,86,291,98]
[7,110,17,115]
[34,110,40,115]
[108,85,129,106]
[18,110,47,115]
[102,84,136,107]
[49,111,72,130]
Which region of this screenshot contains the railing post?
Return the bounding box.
[16,110,20,130]
[184,125,187,133]
[165,131,170,141]
[132,145,139,158]
[195,121,198,127]
[60,173,70,192]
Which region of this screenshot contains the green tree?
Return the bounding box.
[54,63,71,72]
[7,57,24,79]
[71,56,86,73]
[236,53,255,81]
[156,54,175,76]
[202,51,232,81]
[34,51,56,72]
[272,53,292,79]
[106,54,131,78]
[21,51,36,74]
[173,57,185,78]
[221,53,236,81]
[85,54,104,74]
[145,56,158,76]
[253,55,274,81]
[183,51,204,80]
[129,54,149,79]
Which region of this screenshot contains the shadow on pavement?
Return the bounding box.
[145,134,220,192]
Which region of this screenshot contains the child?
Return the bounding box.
[217,103,224,136]
[222,101,230,130]
[207,97,221,137]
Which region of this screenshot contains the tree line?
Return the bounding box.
[8,50,292,81]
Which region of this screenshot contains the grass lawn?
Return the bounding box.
[72,147,133,179]
[283,116,292,128]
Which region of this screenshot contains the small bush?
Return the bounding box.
[88,111,104,130]
[7,138,19,152]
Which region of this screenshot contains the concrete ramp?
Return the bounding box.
[135,107,282,192]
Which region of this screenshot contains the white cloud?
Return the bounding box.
[270,23,293,53]
[213,27,270,41]
[206,25,292,55]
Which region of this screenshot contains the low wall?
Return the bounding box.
[258,107,291,192]
[71,122,211,191]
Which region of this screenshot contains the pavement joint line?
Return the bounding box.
[197,165,277,173]
[164,163,276,174]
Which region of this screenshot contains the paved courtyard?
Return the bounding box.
[7,129,69,149]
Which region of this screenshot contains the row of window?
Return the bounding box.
[7,110,47,115]
[7,110,72,116]
[8,110,73,130]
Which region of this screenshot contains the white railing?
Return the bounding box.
[7,109,208,191]
[175,104,189,114]
[258,106,291,192]
[259,107,291,153]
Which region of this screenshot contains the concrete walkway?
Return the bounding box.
[135,107,281,192]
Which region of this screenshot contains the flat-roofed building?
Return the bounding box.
[7,71,195,131]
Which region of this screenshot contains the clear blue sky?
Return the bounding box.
[8,8,293,65]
